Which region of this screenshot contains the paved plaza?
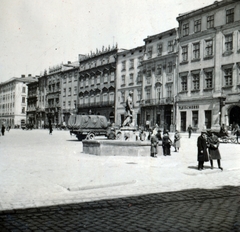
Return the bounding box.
[0,129,240,231]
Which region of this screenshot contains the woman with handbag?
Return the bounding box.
[162,130,172,156]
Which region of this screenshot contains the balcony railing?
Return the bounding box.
[77,100,114,109]
[140,97,174,106]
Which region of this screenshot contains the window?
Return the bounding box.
[68,73,72,82]
[137,89,142,101]
[63,88,66,97]
[146,89,151,100]
[167,85,172,97]
[204,71,213,89]
[68,87,71,96]
[207,15,214,29]
[157,44,162,56]
[91,76,94,85]
[194,19,201,33]
[68,101,71,107]
[183,23,189,36]
[122,61,126,71]
[192,111,198,128]
[80,79,84,87]
[137,72,142,83]
[74,72,78,81]
[22,97,25,103]
[104,73,108,83]
[168,62,173,73]
[22,87,26,93]
[110,72,114,82]
[205,40,213,56]
[192,73,200,90]
[157,65,162,75]
[21,107,25,114]
[97,75,100,84]
[138,57,143,67]
[129,59,134,69]
[129,74,134,85]
[63,101,65,107]
[146,69,151,78]
[74,86,77,95]
[121,91,125,103]
[225,34,233,51]
[224,68,232,86]
[147,46,152,59]
[182,46,188,62]
[226,8,234,24]
[121,75,125,85]
[193,43,200,59]
[168,41,174,53]
[181,76,187,91]
[63,76,66,84]
[86,77,89,86]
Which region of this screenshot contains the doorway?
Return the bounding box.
[229,106,240,126]
[180,111,186,132]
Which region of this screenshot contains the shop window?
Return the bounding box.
[192,111,198,128]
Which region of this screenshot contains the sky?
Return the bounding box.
[0,0,215,83]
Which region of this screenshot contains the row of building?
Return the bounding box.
[0,0,240,132]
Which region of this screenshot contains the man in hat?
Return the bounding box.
[197,130,209,170]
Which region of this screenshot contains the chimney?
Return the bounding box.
[28,74,32,77]
[21,75,25,78]
[68,61,71,64]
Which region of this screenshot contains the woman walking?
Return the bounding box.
[173,130,181,152]
[150,129,159,158]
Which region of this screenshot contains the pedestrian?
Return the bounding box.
[49,121,53,135]
[173,130,181,152]
[187,125,193,138]
[207,130,223,171]
[162,130,172,156]
[150,129,159,158]
[197,130,209,171]
[234,124,240,143]
[1,124,5,136]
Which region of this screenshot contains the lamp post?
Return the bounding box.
[219,96,226,127]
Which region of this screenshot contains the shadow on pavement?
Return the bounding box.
[0,185,240,231]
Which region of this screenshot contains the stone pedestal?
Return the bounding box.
[119,126,138,141]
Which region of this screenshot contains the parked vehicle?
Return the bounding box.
[68,115,111,141]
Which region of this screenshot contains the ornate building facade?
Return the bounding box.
[176,0,240,132]
[115,46,144,127]
[77,45,119,123]
[141,28,178,131]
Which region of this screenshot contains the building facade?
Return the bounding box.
[115,46,144,127]
[61,61,79,126]
[141,28,178,131]
[0,75,36,128]
[77,45,119,123]
[176,0,240,132]
[26,80,39,128]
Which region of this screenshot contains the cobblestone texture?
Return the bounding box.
[0,186,240,231]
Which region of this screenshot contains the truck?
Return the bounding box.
[68,115,113,141]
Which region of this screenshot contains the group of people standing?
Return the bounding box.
[197,129,223,171]
[150,127,181,158]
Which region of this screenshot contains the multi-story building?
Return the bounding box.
[61,61,79,125]
[26,79,39,128]
[115,46,144,127]
[37,71,47,128]
[0,75,36,128]
[45,65,62,126]
[176,0,240,132]
[77,45,119,123]
[141,28,178,131]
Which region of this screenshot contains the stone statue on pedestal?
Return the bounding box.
[123,91,134,127]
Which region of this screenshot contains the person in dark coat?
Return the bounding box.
[197,130,209,170]
[1,124,5,136]
[150,129,158,158]
[49,121,53,135]
[162,130,172,156]
[187,125,193,138]
[207,130,223,171]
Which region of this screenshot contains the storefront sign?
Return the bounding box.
[179,105,199,110]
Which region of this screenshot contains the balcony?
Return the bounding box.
[140,97,174,106]
[77,100,114,109]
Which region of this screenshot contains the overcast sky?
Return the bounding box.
[0,0,215,83]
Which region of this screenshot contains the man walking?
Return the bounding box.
[187,125,193,138]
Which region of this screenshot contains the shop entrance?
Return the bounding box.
[229,106,240,126]
[180,111,186,132]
